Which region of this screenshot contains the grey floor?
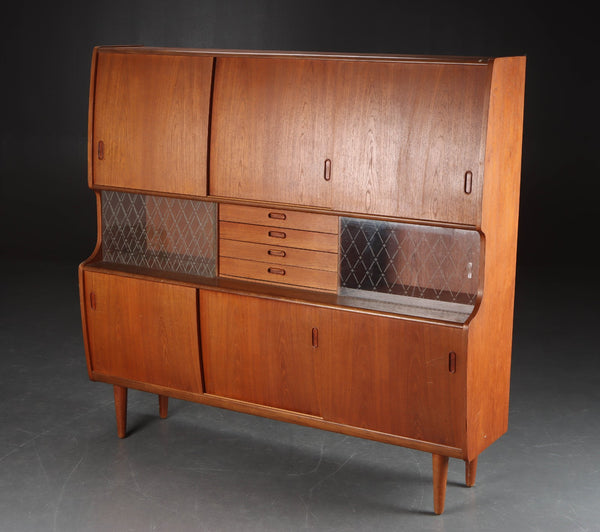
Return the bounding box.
[1,258,599,532]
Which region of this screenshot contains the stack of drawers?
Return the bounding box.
[219,204,339,292]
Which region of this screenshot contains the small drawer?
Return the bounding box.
[220,221,338,253]
[220,257,338,292]
[219,239,337,272]
[220,204,338,234]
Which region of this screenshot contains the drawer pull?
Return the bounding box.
[90,292,97,310]
[268,249,286,257]
[268,212,286,220]
[312,327,319,348]
[267,267,286,275]
[268,230,286,239]
[97,140,104,160]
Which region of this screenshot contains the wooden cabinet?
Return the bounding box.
[82,271,202,393]
[91,50,213,196]
[80,46,526,515]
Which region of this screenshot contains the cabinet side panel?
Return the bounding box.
[467,56,526,458]
[88,47,100,188]
[92,51,213,196]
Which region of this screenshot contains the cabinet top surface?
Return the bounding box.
[94,45,498,65]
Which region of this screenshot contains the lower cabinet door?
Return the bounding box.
[320,310,467,448]
[83,271,202,393]
[199,290,323,416]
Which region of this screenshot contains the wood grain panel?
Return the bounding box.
[320,310,467,447]
[92,50,213,196]
[220,221,338,252]
[200,291,324,415]
[210,57,333,207]
[328,61,490,224]
[83,271,202,392]
[220,239,337,271]
[219,204,338,233]
[219,256,337,292]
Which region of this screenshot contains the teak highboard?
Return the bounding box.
[79,46,526,515]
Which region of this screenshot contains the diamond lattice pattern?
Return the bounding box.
[101,191,217,277]
[339,218,480,304]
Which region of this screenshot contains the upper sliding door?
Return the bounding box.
[210,57,333,208]
[92,50,214,196]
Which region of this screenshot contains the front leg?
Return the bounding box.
[158,395,169,419]
[432,453,449,515]
[113,385,128,438]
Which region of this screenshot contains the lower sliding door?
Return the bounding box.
[320,310,467,448]
[83,271,203,393]
[200,290,323,416]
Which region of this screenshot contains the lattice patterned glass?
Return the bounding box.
[339,218,480,305]
[101,191,217,277]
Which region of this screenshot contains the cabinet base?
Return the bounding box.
[108,384,478,515]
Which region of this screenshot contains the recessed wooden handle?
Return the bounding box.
[312,327,319,348]
[97,140,104,160]
[464,171,473,194]
[449,352,457,373]
[90,292,97,310]
[268,212,286,220]
[324,159,331,181]
[268,249,286,257]
[267,267,286,275]
[268,230,286,239]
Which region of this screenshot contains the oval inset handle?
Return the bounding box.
[268,212,286,220]
[449,352,457,373]
[464,171,473,194]
[97,140,105,160]
[267,267,286,276]
[90,292,97,310]
[268,230,286,239]
[324,159,331,181]
[312,327,319,348]
[268,249,286,257]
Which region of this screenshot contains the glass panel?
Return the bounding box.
[101,191,217,277]
[339,218,480,306]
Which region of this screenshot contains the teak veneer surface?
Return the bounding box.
[91,51,213,196]
[79,46,526,516]
[83,271,203,393]
[211,56,489,224]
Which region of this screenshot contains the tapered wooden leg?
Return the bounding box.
[465,457,478,487]
[158,395,169,419]
[113,385,128,439]
[432,454,449,515]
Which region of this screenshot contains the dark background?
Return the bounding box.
[1,0,598,278]
[1,2,599,529]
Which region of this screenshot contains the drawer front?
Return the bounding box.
[220,204,338,233]
[219,239,337,272]
[220,257,338,292]
[220,221,338,253]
